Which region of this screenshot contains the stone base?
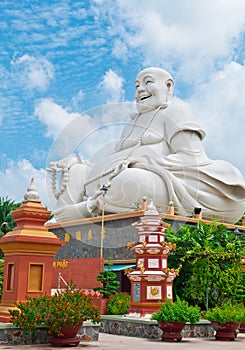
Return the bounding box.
[100,316,215,338]
[0,322,100,345]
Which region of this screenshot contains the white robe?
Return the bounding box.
[88,102,245,223]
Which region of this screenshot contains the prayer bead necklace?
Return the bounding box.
[117,105,162,152]
[83,106,164,189]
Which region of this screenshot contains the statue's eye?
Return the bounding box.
[145,79,153,85]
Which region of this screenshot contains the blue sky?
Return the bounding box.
[0,0,245,209]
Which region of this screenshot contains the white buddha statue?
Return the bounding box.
[47,67,245,224]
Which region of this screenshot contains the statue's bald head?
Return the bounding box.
[135,67,174,113]
[137,67,174,86]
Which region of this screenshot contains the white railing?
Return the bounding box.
[57,272,68,289]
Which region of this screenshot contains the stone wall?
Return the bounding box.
[0,317,215,345]
[100,316,214,338]
[50,216,139,261]
[0,322,100,345]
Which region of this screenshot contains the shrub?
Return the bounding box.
[203,302,245,324]
[9,282,101,336]
[107,292,130,315]
[151,297,201,323]
[165,222,245,308]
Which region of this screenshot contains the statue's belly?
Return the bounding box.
[84,142,167,194]
[85,149,128,192]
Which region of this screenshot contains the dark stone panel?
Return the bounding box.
[50,216,140,261]
[49,215,196,261]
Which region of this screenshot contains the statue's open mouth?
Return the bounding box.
[140,95,151,101]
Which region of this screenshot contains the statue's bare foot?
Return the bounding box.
[52,183,111,222]
[52,202,92,222]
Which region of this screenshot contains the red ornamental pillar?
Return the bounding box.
[0,179,62,322]
[128,201,177,316]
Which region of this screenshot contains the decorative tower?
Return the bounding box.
[127,201,177,316]
[0,178,63,322]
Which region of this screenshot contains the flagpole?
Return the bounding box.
[100,185,108,258]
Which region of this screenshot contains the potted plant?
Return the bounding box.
[151,297,201,342]
[9,281,101,346]
[203,302,245,341]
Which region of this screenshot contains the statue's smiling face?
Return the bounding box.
[135,68,173,113]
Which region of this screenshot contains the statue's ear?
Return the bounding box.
[165,78,174,92]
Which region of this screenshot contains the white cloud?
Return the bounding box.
[0,102,4,125]
[71,89,85,111]
[189,61,245,176]
[0,64,11,89]
[34,98,105,163]
[11,54,54,91]
[0,159,50,208]
[37,100,136,166]
[99,69,125,103]
[112,39,128,61]
[34,98,81,138]
[94,0,245,83]
[0,65,13,123]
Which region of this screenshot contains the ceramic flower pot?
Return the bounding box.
[158,321,186,342]
[239,322,245,333]
[211,321,240,341]
[49,322,83,347]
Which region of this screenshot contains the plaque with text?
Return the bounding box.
[133,283,140,302]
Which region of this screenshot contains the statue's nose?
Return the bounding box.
[136,83,145,92]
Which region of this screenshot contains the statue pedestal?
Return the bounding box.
[0,181,62,322]
[128,202,177,316]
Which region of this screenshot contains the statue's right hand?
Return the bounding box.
[109,159,137,180]
[87,196,102,216]
[47,155,82,173]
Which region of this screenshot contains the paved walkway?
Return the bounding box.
[0,333,244,350]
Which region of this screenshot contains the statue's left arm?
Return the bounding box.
[161,103,210,167]
[167,130,210,166]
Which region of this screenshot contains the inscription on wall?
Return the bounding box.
[133,283,140,302]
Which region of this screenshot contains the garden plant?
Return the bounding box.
[107,292,130,315]
[151,297,201,323]
[93,263,120,298]
[9,281,101,336]
[165,222,245,309]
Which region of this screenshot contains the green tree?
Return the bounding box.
[0,198,21,300]
[165,222,245,309]
[235,213,244,225]
[93,263,120,298]
[0,197,21,235]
